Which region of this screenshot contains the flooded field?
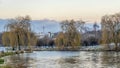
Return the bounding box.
[4,51,120,68]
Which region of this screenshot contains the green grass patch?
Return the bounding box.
[0,52,15,58]
[4,52,15,56]
[0,65,12,68]
[0,59,4,64]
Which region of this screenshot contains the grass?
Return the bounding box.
[0,52,15,58]
[0,51,26,68]
[0,65,12,68]
[0,50,25,58]
[0,52,15,65]
[0,59,4,64]
[0,51,25,65]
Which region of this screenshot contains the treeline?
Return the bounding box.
[53,12,120,50]
[36,20,100,50]
[0,16,102,51]
[1,12,120,51]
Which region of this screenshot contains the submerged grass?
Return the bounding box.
[0,50,25,66]
[0,65,12,68]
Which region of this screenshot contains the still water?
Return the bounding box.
[4,51,120,68]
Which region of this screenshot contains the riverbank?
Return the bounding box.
[34,46,120,51]
[0,51,26,68]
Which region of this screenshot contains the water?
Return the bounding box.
[4,51,120,68]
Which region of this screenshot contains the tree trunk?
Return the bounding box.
[115,43,118,51]
[12,47,15,51]
[17,33,21,50]
[18,45,21,50]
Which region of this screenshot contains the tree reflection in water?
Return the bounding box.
[5,53,35,68]
[4,51,120,68]
[101,52,120,68]
[58,57,79,68]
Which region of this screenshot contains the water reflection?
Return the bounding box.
[101,52,120,68]
[4,51,120,68]
[5,53,36,68]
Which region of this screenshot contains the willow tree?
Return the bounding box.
[101,13,120,50]
[55,32,66,49]
[27,32,38,50]
[2,32,10,46]
[55,20,83,49]
[2,15,37,50]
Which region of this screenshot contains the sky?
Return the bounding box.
[0,0,120,22]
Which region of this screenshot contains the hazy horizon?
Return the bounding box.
[0,0,120,22]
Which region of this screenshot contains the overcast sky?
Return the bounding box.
[0,0,120,22]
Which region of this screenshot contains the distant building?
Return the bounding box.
[35,32,59,40]
[36,32,45,39]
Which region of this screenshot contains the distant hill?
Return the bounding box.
[0,19,101,33]
[0,19,9,32]
[30,19,61,33]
